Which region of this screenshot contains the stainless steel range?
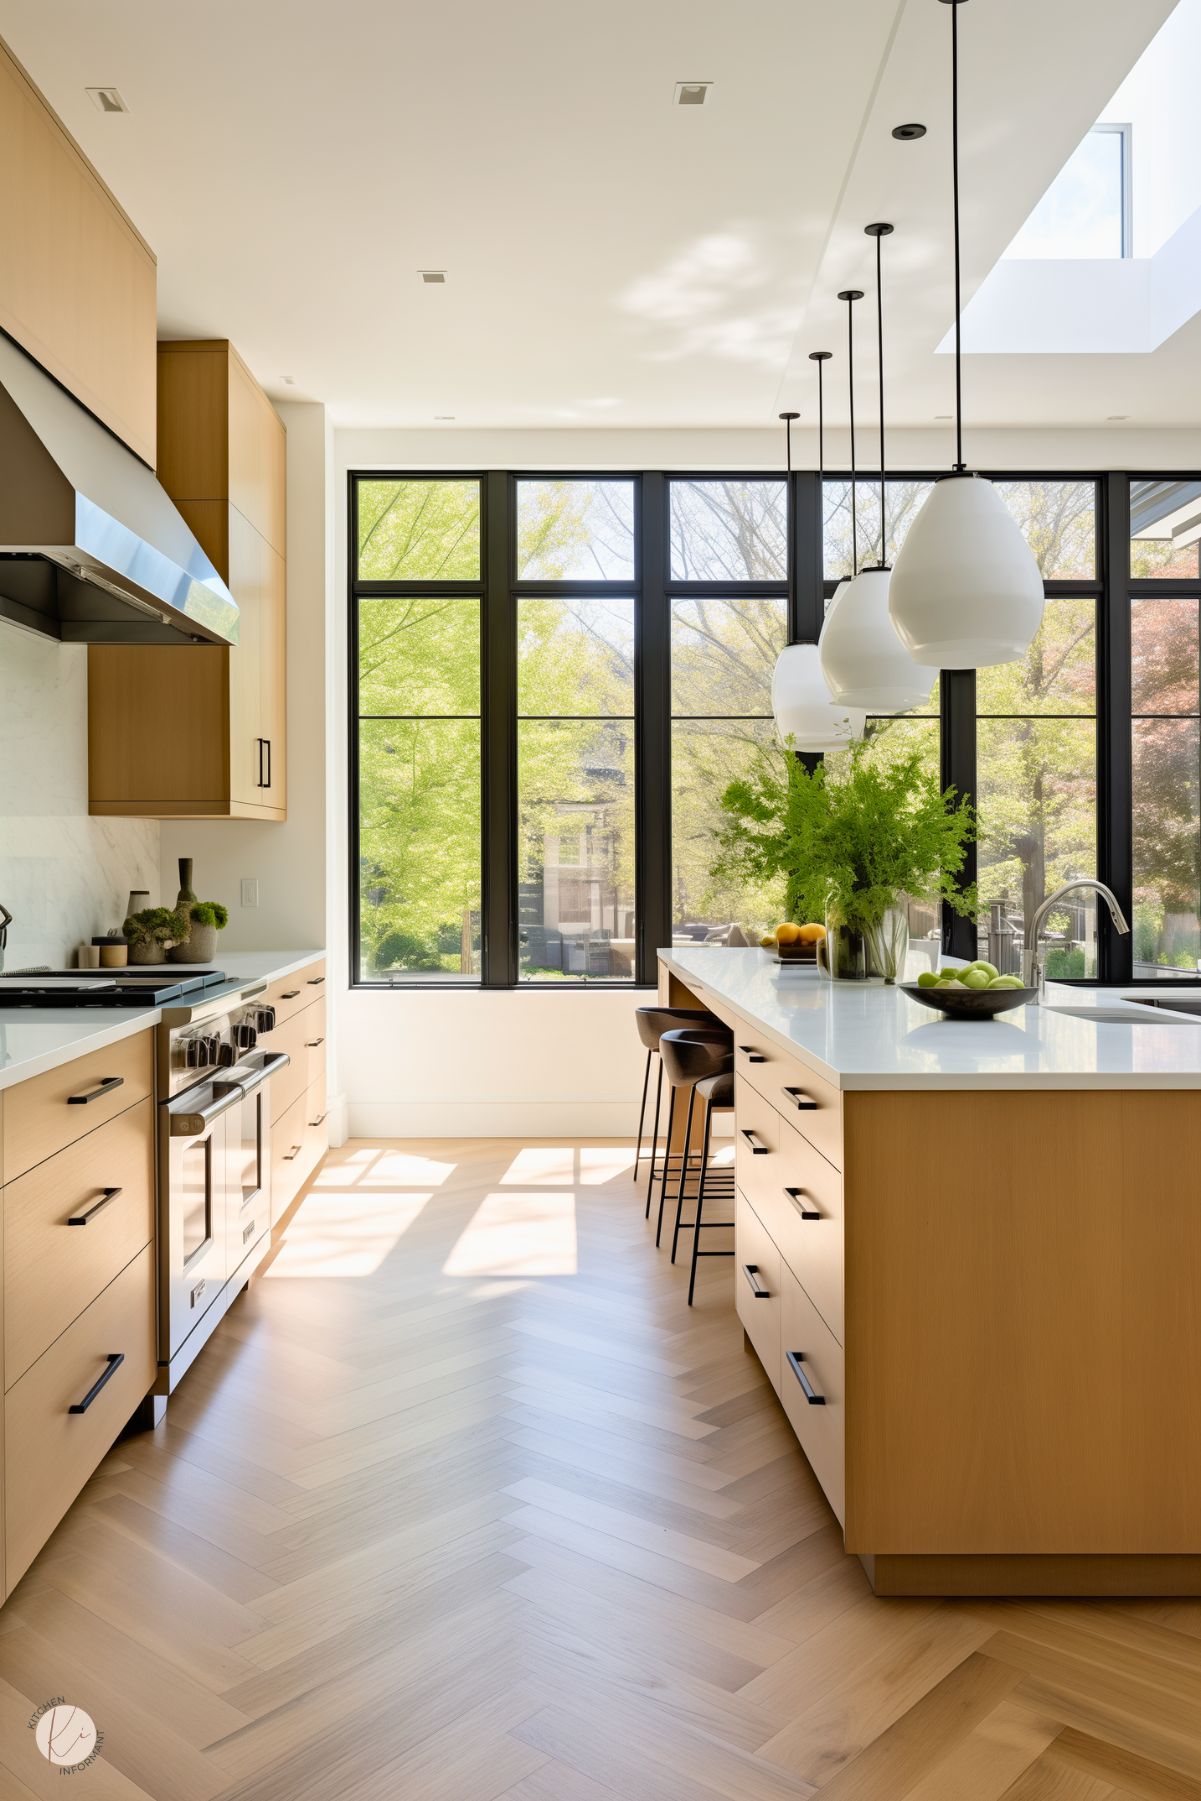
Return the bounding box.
[158,983,289,1396]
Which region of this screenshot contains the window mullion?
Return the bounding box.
[482,470,517,986]
[637,472,670,985]
[1099,471,1133,982]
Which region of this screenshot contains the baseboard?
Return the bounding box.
[328,1090,349,1147]
[346,1099,638,1139]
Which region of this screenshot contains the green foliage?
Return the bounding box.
[1044,945,1085,978]
[189,901,229,931]
[375,928,443,972]
[716,740,975,931]
[123,906,188,947]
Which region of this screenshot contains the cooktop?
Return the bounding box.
[0,970,229,1008]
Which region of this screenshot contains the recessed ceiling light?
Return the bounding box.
[419,270,446,284]
[434,415,456,421]
[281,375,296,386]
[674,81,712,106]
[892,122,926,140]
[86,86,128,113]
[934,414,952,421]
[1107,413,1129,421]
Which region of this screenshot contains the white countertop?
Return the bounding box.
[0,950,325,1093]
[661,947,1201,1090]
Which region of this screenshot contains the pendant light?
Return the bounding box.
[821,225,937,710]
[770,392,865,754]
[828,288,862,614]
[888,0,1044,668]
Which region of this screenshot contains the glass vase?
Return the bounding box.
[865,905,910,985]
[819,896,868,982]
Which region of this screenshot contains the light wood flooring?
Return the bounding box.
[1,1138,1200,1799]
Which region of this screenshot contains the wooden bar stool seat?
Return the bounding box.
[633,1005,723,1215]
[656,1027,733,1254]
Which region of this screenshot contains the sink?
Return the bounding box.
[1044,1004,1193,1024]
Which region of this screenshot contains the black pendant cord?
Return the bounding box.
[778,409,800,623]
[837,290,863,577]
[865,223,893,567]
[949,0,966,471]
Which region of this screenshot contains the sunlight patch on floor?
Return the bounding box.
[264,1191,429,1278]
[499,1145,635,1187]
[443,1191,578,1277]
[314,1148,458,1188]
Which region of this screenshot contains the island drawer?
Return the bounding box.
[733,1036,843,1169]
[4,1098,155,1387]
[779,1263,846,1526]
[1,1028,153,1184]
[735,1081,843,1343]
[5,1243,155,1591]
[263,961,325,1030]
[735,1190,782,1391]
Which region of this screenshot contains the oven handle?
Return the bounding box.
[232,1050,291,1094]
[168,1083,244,1135]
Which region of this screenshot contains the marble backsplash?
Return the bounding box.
[0,630,160,970]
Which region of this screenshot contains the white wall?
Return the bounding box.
[0,630,159,970]
[160,401,331,955]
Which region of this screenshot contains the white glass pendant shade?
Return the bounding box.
[889,474,1045,668]
[771,644,865,753]
[819,566,937,711]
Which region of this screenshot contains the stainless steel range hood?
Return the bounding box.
[0,333,239,647]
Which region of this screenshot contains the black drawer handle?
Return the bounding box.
[67,1075,124,1106]
[740,1129,769,1155]
[784,1186,822,1221]
[68,1186,122,1226]
[306,976,326,986]
[305,1036,325,1049]
[69,1352,124,1414]
[738,1045,767,1063]
[786,1350,826,1405]
[280,989,301,1000]
[782,1086,819,1112]
[282,1143,302,1161]
[741,1263,771,1299]
[309,1111,327,1128]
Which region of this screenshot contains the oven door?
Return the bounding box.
[229,1079,272,1273]
[162,1081,239,1360]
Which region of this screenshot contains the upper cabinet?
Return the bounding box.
[88,342,287,820]
[0,37,157,464]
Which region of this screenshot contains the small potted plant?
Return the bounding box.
[170,901,229,965]
[123,906,188,965]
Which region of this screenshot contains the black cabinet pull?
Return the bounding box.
[740,1129,768,1155]
[306,975,326,987]
[67,1075,123,1106]
[280,989,301,1000]
[69,1352,124,1414]
[305,1036,325,1049]
[68,1186,122,1227]
[784,1186,822,1221]
[255,737,265,787]
[741,1263,771,1299]
[782,1086,819,1112]
[282,1143,302,1161]
[786,1350,826,1405]
[738,1045,767,1063]
[309,1111,327,1128]
[264,738,272,789]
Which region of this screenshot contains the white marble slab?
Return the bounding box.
[0,950,324,1093]
[660,947,1201,1090]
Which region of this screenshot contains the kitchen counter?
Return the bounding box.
[0,949,325,1091]
[660,946,1201,1091]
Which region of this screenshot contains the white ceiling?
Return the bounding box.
[0,0,1188,430]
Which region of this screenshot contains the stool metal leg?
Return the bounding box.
[644,1059,664,1218]
[688,1096,713,1305]
[633,1047,653,1179]
[654,1084,676,1243]
[668,1084,697,1260]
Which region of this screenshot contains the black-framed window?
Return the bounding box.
[349,466,1201,989]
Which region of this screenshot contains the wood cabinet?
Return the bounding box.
[0,1030,157,1597]
[88,340,287,820]
[260,960,328,1231]
[0,37,157,463]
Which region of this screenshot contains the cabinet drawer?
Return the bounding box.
[2,1029,153,1182]
[302,1004,327,1097]
[265,961,325,1028]
[271,1091,320,1226]
[260,1000,321,1124]
[734,1190,782,1392]
[5,1098,155,1386]
[779,1263,846,1526]
[6,1244,155,1590]
[735,1081,843,1343]
[734,1035,843,1169]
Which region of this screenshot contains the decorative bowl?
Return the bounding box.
[772,941,819,965]
[900,982,1038,1019]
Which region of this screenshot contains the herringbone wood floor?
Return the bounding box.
[1,1139,1200,1799]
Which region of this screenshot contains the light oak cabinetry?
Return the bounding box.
[88,340,287,820]
[0,37,157,463]
[665,958,1201,1597]
[260,961,328,1230]
[0,1031,157,1596]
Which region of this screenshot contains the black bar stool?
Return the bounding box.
[656,1027,733,1252]
[682,1069,735,1305]
[634,1005,723,1213]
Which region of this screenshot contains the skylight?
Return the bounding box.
[1004,126,1130,260]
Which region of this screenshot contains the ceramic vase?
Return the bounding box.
[171,923,217,965]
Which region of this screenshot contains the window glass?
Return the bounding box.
[669,480,787,581]
[1003,126,1127,260]
[358,596,479,716]
[1130,480,1201,580]
[1132,595,1201,975]
[976,596,1096,716]
[516,479,636,580]
[992,480,1096,580]
[672,722,782,941]
[358,720,481,981]
[823,480,932,579]
[517,721,635,981]
[517,597,635,716]
[670,596,787,716]
[357,479,480,581]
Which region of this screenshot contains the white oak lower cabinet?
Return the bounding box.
[259,959,328,1231]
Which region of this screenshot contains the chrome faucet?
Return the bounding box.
[1021,880,1130,1000]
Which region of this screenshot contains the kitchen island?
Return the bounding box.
[660,947,1201,1597]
